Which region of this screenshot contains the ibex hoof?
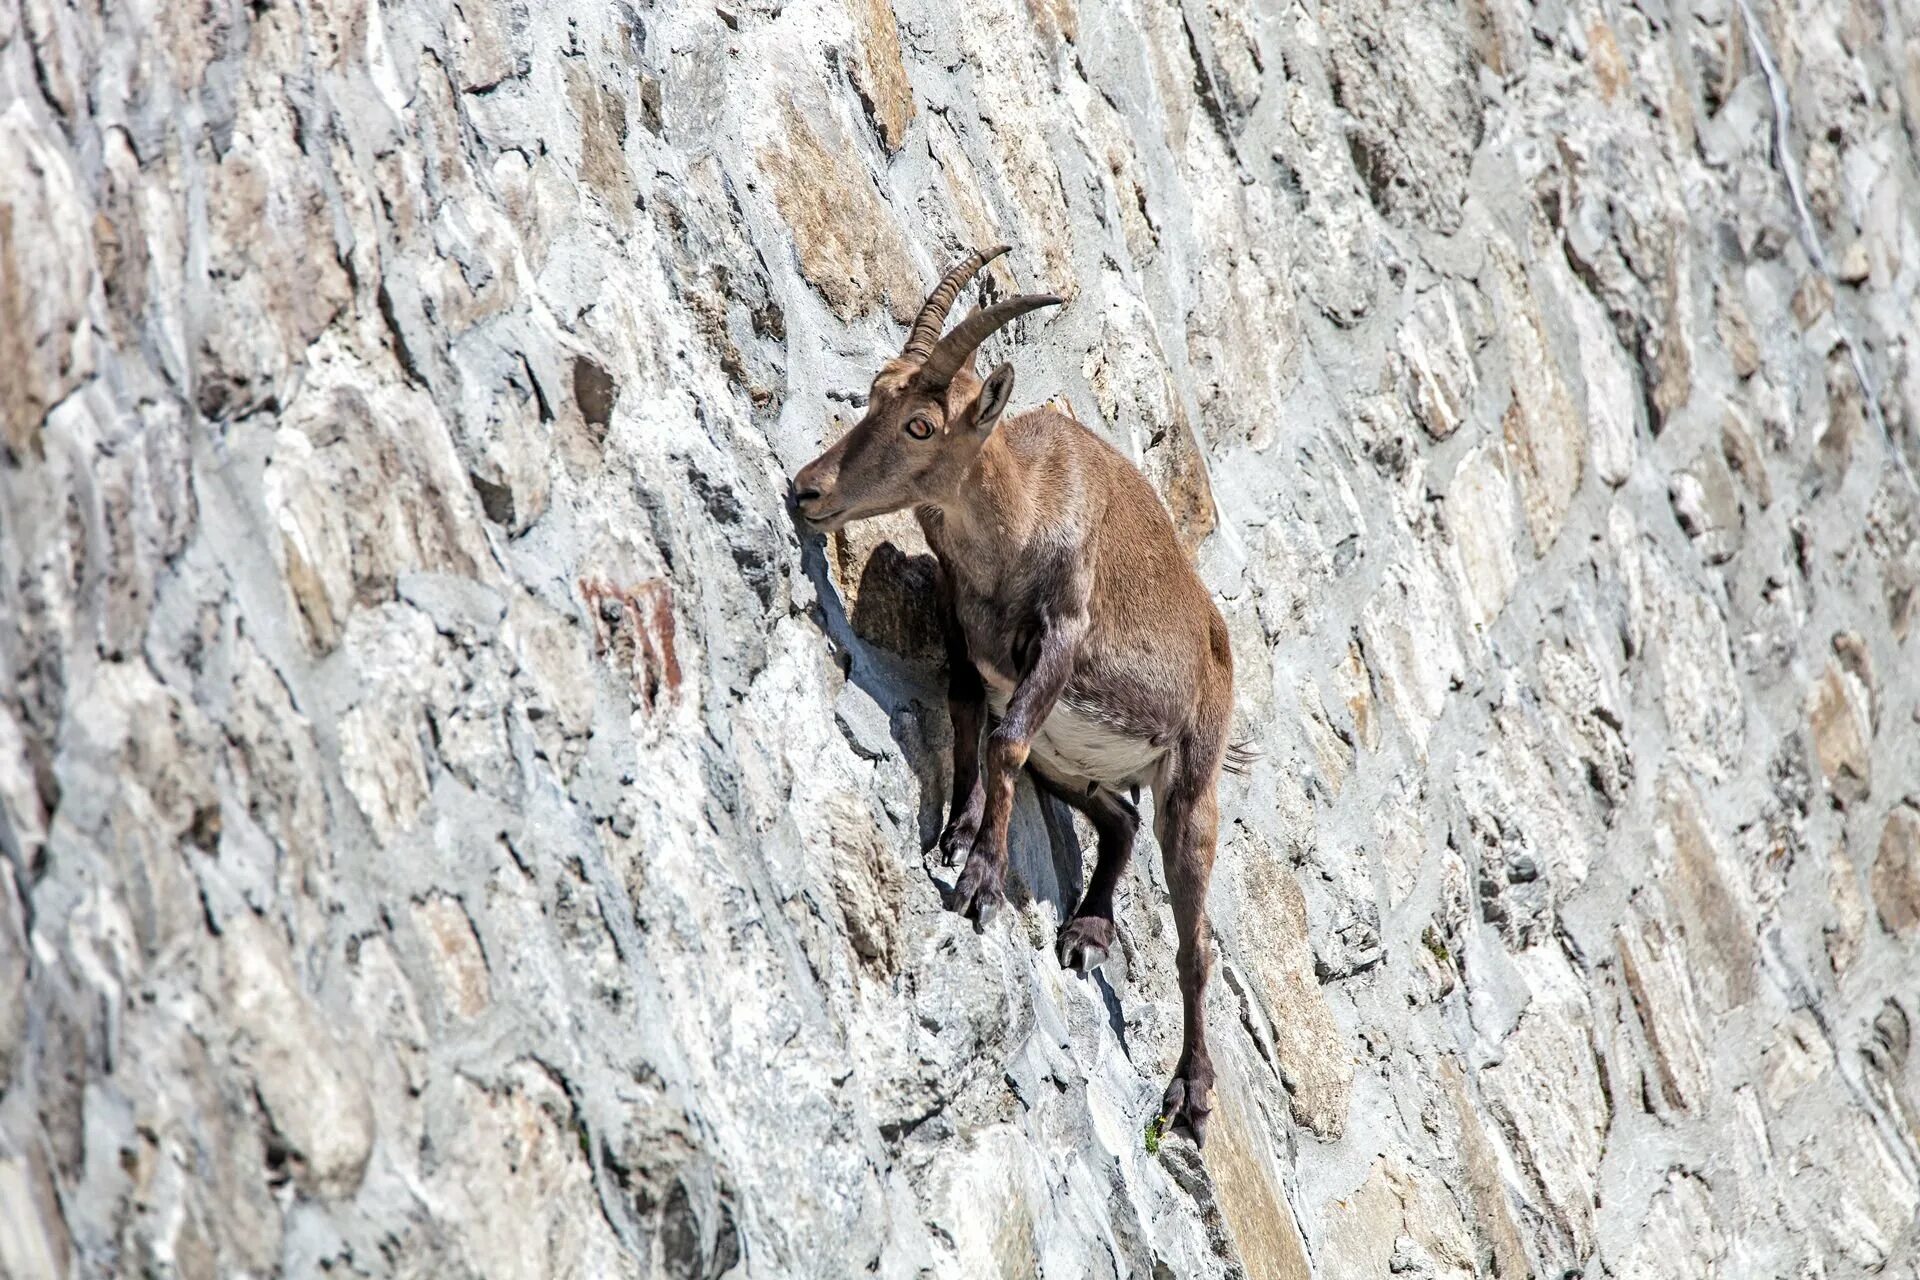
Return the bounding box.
[938,819,979,868]
[945,854,1005,929]
[1055,916,1113,975]
[1159,1067,1214,1149]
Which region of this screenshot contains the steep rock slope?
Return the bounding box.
[3,0,1920,1274]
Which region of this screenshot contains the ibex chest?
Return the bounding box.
[956,605,1162,791]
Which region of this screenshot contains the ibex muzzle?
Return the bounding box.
[794,248,1235,1148]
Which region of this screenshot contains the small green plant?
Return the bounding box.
[1143,1114,1168,1155]
[1422,925,1450,965]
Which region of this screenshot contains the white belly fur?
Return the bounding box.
[985,686,1162,788]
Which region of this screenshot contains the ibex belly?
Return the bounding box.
[980,666,1163,789]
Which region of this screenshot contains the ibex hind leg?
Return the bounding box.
[1152,754,1221,1147]
[936,580,988,867]
[1030,771,1139,975]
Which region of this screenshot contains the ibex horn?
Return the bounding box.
[917,295,1064,387]
[903,245,1010,362]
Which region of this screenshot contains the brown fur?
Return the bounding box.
[793,252,1233,1145]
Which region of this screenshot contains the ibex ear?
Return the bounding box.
[972,363,1015,435]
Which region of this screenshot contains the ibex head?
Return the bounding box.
[793,246,1061,531]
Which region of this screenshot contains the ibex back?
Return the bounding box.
[793,247,1234,1146]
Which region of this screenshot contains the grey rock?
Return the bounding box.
[1,0,1918,1274]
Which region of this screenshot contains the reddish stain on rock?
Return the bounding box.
[580,577,681,712]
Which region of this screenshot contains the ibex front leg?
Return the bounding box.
[946,607,1086,927]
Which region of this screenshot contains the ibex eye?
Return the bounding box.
[904,417,935,440]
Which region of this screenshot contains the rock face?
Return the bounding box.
[2,0,1920,1274]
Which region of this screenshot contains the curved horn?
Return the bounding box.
[917,294,1063,387]
[903,245,1010,361]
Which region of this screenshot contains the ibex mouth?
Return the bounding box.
[801,506,846,530]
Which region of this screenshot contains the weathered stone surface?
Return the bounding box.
[1226,835,1352,1140]
[1612,1170,1724,1279]
[1438,1058,1530,1280]
[846,0,914,152]
[1205,1049,1315,1280]
[1871,805,1920,934]
[0,103,94,453]
[1825,842,1867,975]
[1493,244,1585,555]
[1612,509,1745,778]
[1479,947,1609,1268]
[0,868,23,1085]
[1552,260,1638,488]
[1669,450,1743,565]
[3,0,1919,1273]
[1446,445,1519,631]
[1396,285,1482,442]
[424,1062,630,1278]
[1316,1155,1474,1279]
[1808,656,1873,809]
[1360,551,1467,753]
[1655,774,1758,1013]
[410,893,493,1019]
[1616,912,1712,1114]
[761,105,920,324]
[220,914,375,1201]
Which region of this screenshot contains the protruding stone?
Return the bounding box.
[1360,553,1468,754]
[1479,946,1610,1266]
[846,0,915,152]
[820,792,906,972]
[1716,286,1761,380]
[1870,806,1920,933]
[1827,844,1867,975]
[1611,508,1745,778]
[1668,450,1743,564]
[265,365,497,654]
[1808,657,1872,808]
[221,914,375,1200]
[1648,250,1695,429]
[1792,273,1833,329]
[1231,834,1352,1139]
[1204,1048,1316,1280]
[1492,246,1585,553]
[1315,1156,1476,1278]
[566,63,635,219]
[1446,445,1519,630]
[1838,240,1872,284]
[1613,1171,1722,1280]
[411,893,492,1019]
[827,509,946,663]
[1719,408,1771,508]
[1616,912,1711,1112]
[1439,1058,1531,1278]
[1396,286,1480,441]
[0,1151,72,1280]
[1297,677,1352,796]
[0,103,96,454]
[1334,640,1381,753]
[425,1063,629,1275]
[1565,277,1638,486]
[0,867,23,1086]
[1655,774,1756,1011]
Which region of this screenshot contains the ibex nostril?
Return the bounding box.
[793,484,823,507]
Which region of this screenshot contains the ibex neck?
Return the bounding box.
[941,432,1034,541]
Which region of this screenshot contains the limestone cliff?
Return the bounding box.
[3,0,1920,1274]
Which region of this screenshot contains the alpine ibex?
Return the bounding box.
[793,247,1236,1146]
